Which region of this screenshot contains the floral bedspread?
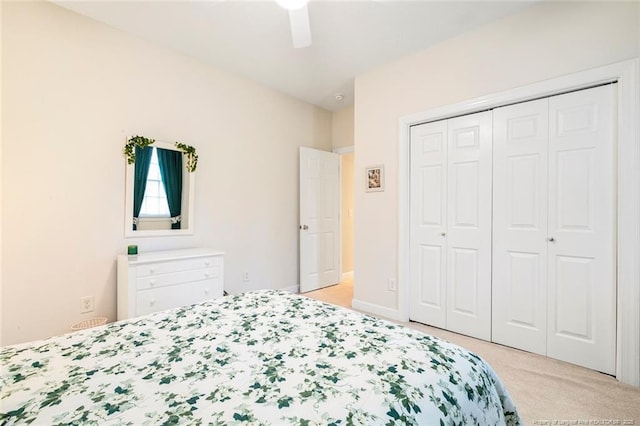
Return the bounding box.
[1,290,520,425]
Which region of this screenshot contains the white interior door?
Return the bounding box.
[445,111,493,340]
[409,120,448,328]
[492,98,549,355]
[299,147,341,293]
[547,84,616,374]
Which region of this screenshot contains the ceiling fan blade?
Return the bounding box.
[288,5,312,48]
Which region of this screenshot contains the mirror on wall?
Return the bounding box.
[124,139,196,237]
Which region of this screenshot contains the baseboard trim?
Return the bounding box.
[351,298,400,321]
[341,271,354,281]
[281,284,300,294]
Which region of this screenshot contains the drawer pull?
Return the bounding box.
[204,261,211,267]
[204,288,209,295]
[149,280,156,287]
[149,268,156,274]
[149,298,156,306]
[205,272,210,278]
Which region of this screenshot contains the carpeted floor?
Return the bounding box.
[304,280,640,425]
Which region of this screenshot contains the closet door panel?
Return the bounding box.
[446,111,492,340]
[409,120,448,328]
[547,84,616,375]
[492,99,548,355]
[451,161,479,228]
[450,247,479,315]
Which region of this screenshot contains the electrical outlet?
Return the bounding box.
[388,278,397,292]
[80,296,94,313]
[243,272,250,282]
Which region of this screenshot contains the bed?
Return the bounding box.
[1,290,520,425]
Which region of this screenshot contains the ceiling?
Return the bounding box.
[52,0,537,111]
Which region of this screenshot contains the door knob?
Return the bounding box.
[300,224,309,230]
[441,232,446,237]
[547,237,555,242]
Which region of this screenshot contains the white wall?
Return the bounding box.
[0,1,4,344]
[332,106,354,150]
[1,1,332,345]
[353,1,640,312]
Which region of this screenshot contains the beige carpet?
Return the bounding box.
[304,281,640,425]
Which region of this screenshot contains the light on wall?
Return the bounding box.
[275,0,308,11]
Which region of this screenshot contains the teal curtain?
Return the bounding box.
[133,146,153,231]
[157,148,183,229]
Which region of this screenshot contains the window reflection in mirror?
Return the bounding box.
[139,148,171,220]
[124,141,194,237]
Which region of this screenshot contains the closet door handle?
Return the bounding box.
[441,232,446,237]
[547,237,555,243]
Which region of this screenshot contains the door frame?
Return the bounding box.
[333,145,355,283]
[397,58,640,386]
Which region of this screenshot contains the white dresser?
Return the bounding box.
[117,248,224,320]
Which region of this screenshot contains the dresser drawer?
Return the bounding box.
[135,279,223,317]
[136,256,221,278]
[117,249,224,321]
[136,267,220,290]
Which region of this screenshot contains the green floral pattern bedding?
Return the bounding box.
[1,290,520,425]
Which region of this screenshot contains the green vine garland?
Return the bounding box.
[123,135,155,165]
[175,142,198,173]
[123,135,198,172]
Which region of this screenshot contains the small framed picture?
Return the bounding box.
[365,165,384,192]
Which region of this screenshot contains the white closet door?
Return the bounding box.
[446,111,493,340]
[492,99,549,355]
[409,120,448,328]
[547,84,616,374]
